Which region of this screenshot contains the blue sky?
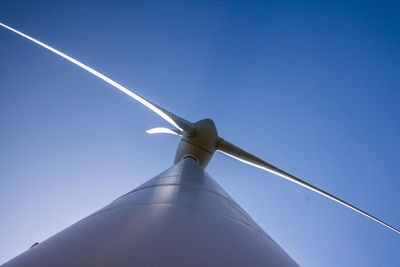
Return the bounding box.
[0,0,399,266]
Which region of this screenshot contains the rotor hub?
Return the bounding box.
[174,119,220,168]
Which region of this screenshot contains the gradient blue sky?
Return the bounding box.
[1,0,399,266]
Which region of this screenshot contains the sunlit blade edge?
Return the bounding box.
[218,150,400,234]
[146,127,182,135]
[0,22,184,131]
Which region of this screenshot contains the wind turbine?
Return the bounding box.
[1,22,398,267]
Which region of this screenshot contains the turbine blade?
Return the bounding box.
[217,138,400,234]
[0,22,193,133]
[146,127,182,136]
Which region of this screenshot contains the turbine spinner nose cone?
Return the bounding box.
[195,118,217,135]
[193,118,218,144]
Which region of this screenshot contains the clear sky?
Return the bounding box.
[0,0,399,266]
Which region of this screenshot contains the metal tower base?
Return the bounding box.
[4,158,298,267]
